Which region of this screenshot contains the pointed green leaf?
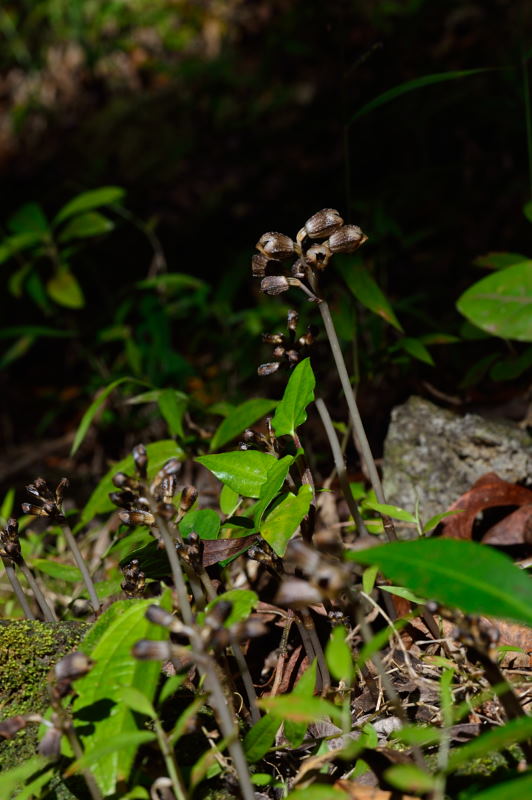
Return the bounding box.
[325,625,353,683]
[47,268,84,308]
[65,731,156,777]
[337,259,403,331]
[362,500,417,524]
[422,509,464,533]
[351,68,491,122]
[397,336,435,365]
[0,232,45,264]
[284,660,317,746]
[272,358,315,437]
[286,788,346,800]
[58,211,114,242]
[72,377,147,455]
[260,484,313,556]
[2,757,48,800]
[210,397,278,451]
[219,484,240,516]
[31,559,82,583]
[54,186,125,224]
[457,261,532,342]
[467,773,532,800]
[253,454,294,525]
[119,687,156,719]
[8,202,49,234]
[258,694,343,725]
[180,508,220,540]
[196,451,276,498]
[523,201,532,223]
[384,764,437,793]
[346,539,532,626]
[205,589,258,627]
[244,714,282,762]
[447,716,532,772]
[157,388,188,438]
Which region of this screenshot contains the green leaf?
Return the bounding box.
[180,508,220,540]
[73,599,167,795]
[490,346,532,381]
[0,232,45,264]
[384,764,437,793]
[54,186,125,224]
[325,625,353,683]
[137,273,206,291]
[467,773,532,800]
[346,539,532,626]
[474,251,529,270]
[0,325,74,340]
[0,487,15,523]
[157,388,188,438]
[8,202,49,234]
[260,484,313,556]
[258,694,343,725]
[286,788,346,800]
[119,687,156,719]
[285,660,317,746]
[336,259,403,331]
[447,716,532,772]
[456,261,532,342]
[58,211,114,242]
[396,336,435,365]
[351,68,491,121]
[362,500,417,524]
[253,454,294,526]
[523,201,532,223]
[272,358,315,437]
[362,564,379,595]
[158,674,186,705]
[66,731,156,777]
[210,397,277,451]
[47,267,85,308]
[80,440,184,526]
[422,509,464,533]
[205,589,258,627]
[244,713,282,762]
[219,485,240,516]
[3,757,48,800]
[381,585,426,604]
[72,377,147,455]
[393,725,441,747]
[196,451,276,498]
[31,558,82,583]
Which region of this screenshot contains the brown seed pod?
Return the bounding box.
[303,208,344,239]
[252,253,269,277]
[327,224,368,253]
[305,242,332,271]
[132,639,172,661]
[54,652,93,682]
[133,444,148,478]
[256,232,295,261]
[258,362,281,376]
[260,275,290,296]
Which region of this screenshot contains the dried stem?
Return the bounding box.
[19,562,57,622]
[1,557,35,619]
[60,522,101,614]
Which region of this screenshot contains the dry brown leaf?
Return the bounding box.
[482,504,532,545]
[441,472,532,541]
[201,533,259,566]
[480,617,532,667]
[335,778,420,799]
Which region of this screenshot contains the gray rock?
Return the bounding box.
[382,396,532,530]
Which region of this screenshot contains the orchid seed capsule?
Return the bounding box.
[304,208,344,239]
[287,310,299,330]
[132,639,172,661]
[179,486,198,513]
[256,232,295,261]
[252,253,269,277]
[118,510,155,526]
[133,444,148,478]
[305,242,332,270]
[145,604,178,630]
[291,258,307,278]
[327,224,368,253]
[262,332,285,344]
[54,652,93,682]
[260,275,290,296]
[258,362,281,376]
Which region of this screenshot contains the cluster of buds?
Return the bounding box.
[258,309,315,377]
[133,600,266,663]
[0,651,93,760]
[253,208,367,300]
[0,518,22,564]
[21,477,69,522]
[274,540,352,609]
[121,558,146,597]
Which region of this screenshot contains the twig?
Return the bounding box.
[19,562,57,623]
[1,557,35,618]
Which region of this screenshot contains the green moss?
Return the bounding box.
[0,620,88,774]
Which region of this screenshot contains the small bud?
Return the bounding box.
[132,639,172,661]
[286,349,300,366]
[205,599,233,630]
[55,478,69,506]
[262,333,285,344]
[145,604,180,631]
[287,310,299,330]
[112,472,139,490]
[54,652,93,682]
[179,486,198,513]
[305,243,331,271]
[0,715,32,739]
[291,258,307,278]
[327,224,367,253]
[272,346,286,359]
[256,232,295,261]
[133,444,148,478]
[121,559,146,597]
[304,208,344,239]
[118,510,155,526]
[258,362,281,376]
[33,478,54,501]
[252,253,269,277]
[21,503,48,517]
[261,275,290,296]
[38,727,62,759]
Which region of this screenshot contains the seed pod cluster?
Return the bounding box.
[22,478,68,521]
[257,309,315,377]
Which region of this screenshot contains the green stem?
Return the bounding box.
[154,717,188,800]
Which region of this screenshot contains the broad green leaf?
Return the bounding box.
[54,186,125,224]
[158,674,186,705]
[258,694,343,725]
[347,540,532,626]
[393,725,441,747]
[119,687,156,719]
[395,336,434,365]
[210,397,277,451]
[72,377,147,455]
[219,484,240,516]
[180,508,220,540]
[205,589,258,627]
[468,773,532,799]
[286,788,346,800]
[80,440,184,526]
[253,454,294,525]
[244,714,282,762]
[31,558,82,583]
[490,346,532,381]
[157,388,187,438]
[384,764,437,793]
[73,599,167,795]
[58,211,114,242]
[456,261,532,342]
[336,259,403,331]
[351,68,490,121]
[196,451,276,498]
[325,625,353,683]
[285,660,317,746]
[260,484,313,556]
[8,202,49,234]
[272,358,315,437]
[47,268,84,308]
[523,201,532,223]
[3,757,48,800]
[362,564,379,595]
[0,232,45,264]
[65,731,156,776]
[474,252,529,270]
[362,500,417,524]
[447,716,532,772]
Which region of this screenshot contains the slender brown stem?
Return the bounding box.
[19,562,57,622]
[61,523,100,614]
[1,558,35,618]
[153,717,188,800]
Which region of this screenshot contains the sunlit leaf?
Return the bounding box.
[119,687,156,719]
[272,358,315,437]
[258,694,343,725]
[362,500,416,524]
[210,397,277,451]
[205,589,258,627]
[31,559,82,583]
[180,508,220,540]
[253,454,294,525]
[260,484,313,556]
[157,387,188,438]
[285,660,317,746]
[325,625,353,683]
[58,211,114,242]
[47,267,84,308]
[196,451,276,498]
[384,764,437,793]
